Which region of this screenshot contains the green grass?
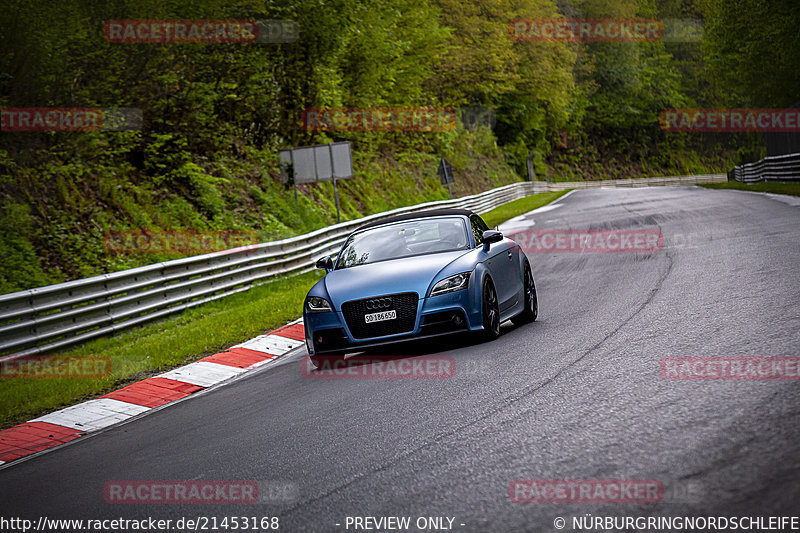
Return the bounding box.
[481,190,571,228]
[0,190,568,429]
[0,270,323,429]
[699,181,800,196]
[1,129,523,294]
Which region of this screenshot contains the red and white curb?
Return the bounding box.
[0,320,305,467]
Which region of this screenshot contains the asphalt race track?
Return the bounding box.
[2,186,799,532]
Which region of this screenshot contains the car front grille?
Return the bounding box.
[341,292,418,340]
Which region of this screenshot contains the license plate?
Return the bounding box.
[364,310,396,323]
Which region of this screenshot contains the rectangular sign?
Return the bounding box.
[279,142,354,184]
[291,146,318,184]
[330,142,354,179]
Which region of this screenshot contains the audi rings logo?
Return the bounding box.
[365,298,392,311]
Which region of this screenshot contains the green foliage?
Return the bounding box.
[700,0,800,107]
[0,0,779,293]
[0,203,50,293]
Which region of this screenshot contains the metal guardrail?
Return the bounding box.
[0,174,726,357]
[531,174,725,191]
[0,182,533,357]
[731,153,800,183]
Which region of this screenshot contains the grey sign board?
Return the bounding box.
[279,142,354,184]
[330,142,354,179]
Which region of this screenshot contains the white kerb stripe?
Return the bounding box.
[529,203,563,214]
[31,399,150,432]
[158,361,246,388]
[234,334,303,355]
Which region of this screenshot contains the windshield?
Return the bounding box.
[336,217,469,269]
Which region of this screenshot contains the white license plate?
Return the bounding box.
[364,310,397,323]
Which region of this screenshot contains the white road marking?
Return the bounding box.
[498,190,581,231]
[501,204,564,229]
[763,192,800,207]
[714,188,800,207]
[530,203,563,214]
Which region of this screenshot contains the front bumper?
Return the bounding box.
[304,288,481,355]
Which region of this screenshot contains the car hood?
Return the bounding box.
[324,250,469,308]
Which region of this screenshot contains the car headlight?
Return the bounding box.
[306,296,333,313]
[430,272,470,297]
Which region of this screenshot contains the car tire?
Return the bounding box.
[511,261,538,325]
[481,278,501,341]
[309,353,345,370]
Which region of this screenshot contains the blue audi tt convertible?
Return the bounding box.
[303,208,537,367]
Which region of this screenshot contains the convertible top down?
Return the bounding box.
[303,209,537,367]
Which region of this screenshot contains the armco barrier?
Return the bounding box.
[732,152,800,184]
[0,175,725,357]
[534,174,725,191]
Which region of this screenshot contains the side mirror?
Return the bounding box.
[315,256,333,272]
[482,230,503,249]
